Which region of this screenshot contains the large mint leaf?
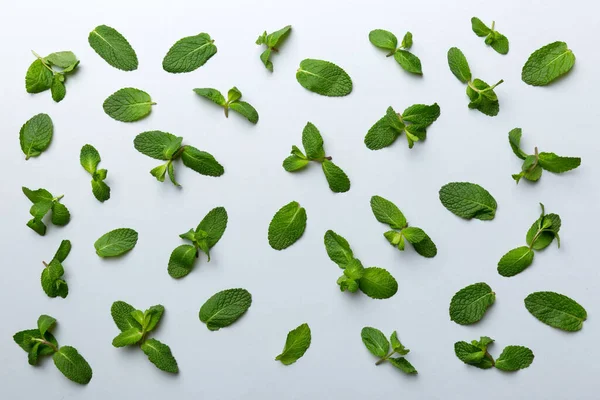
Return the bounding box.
[199,288,252,331]
[88,25,138,71]
[103,88,155,122]
[94,228,138,257]
[439,182,497,221]
[449,282,495,325]
[268,201,307,250]
[162,33,217,73]
[524,291,587,331]
[522,41,575,86]
[20,113,53,160]
[296,59,352,97]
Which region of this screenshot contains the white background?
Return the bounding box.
[1,0,598,398]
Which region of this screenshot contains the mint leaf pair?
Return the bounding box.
[25,51,79,102]
[163,33,217,73]
[199,288,252,331]
[497,203,561,277]
[111,301,178,373]
[525,291,587,332]
[95,228,139,258]
[80,144,110,202]
[369,29,422,75]
[256,25,291,71]
[14,315,93,384]
[20,113,53,160]
[509,128,580,183]
[370,195,437,257]
[471,18,509,54]
[449,282,495,325]
[447,47,504,116]
[89,25,138,71]
[193,87,259,124]
[169,207,228,278]
[103,88,155,122]
[268,201,307,250]
[365,103,440,150]
[439,182,497,221]
[275,323,311,365]
[41,240,71,298]
[324,230,398,299]
[134,130,224,186]
[283,122,350,193]
[455,337,534,372]
[522,41,575,86]
[22,187,70,235]
[361,327,417,374]
[296,59,353,97]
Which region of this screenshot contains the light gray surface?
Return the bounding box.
[1,0,598,398]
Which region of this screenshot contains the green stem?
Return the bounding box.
[491,21,495,31]
[375,351,395,365]
[489,79,504,90]
[34,338,59,353]
[31,50,54,73]
[53,195,64,202]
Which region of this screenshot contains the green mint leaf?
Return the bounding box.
[144,305,165,333]
[166,162,180,186]
[324,230,354,266]
[112,328,143,347]
[471,17,491,36]
[91,180,111,202]
[495,346,534,371]
[525,204,561,250]
[283,154,309,172]
[37,315,56,336]
[42,260,66,298]
[111,301,142,332]
[193,88,226,106]
[20,113,53,160]
[411,232,437,258]
[227,87,242,103]
[370,195,407,229]
[50,202,70,226]
[180,145,225,177]
[384,231,403,250]
[358,267,398,299]
[229,101,259,124]
[53,346,93,384]
[361,327,390,358]
[197,207,228,249]
[27,218,46,235]
[25,59,53,93]
[94,228,138,257]
[302,122,326,160]
[134,131,183,160]
[524,291,587,332]
[23,186,53,205]
[449,282,495,325]
[14,329,47,354]
[162,33,216,73]
[490,33,509,55]
[275,323,311,365]
[508,128,528,160]
[80,144,101,174]
[364,106,403,150]
[89,25,138,71]
[368,29,398,51]
[497,246,535,277]
[168,244,196,278]
[50,77,66,102]
[466,79,501,116]
[447,47,471,83]
[393,50,422,75]
[401,103,441,127]
[537,152,581,173]
[28,342,41,365]
[401,32,413,49]
[454,341,494,369]
[322,160,350,193]
[522,41,575,86]
[268,201,307,250]
[53,240,72,262]
[260,49,273,72]
[44,51,78,68]
[199,288,252,331]
[256,25,291,71]
[389,331,409,355]
[103,87,155,122]
[140,339,178,373]
[296,59,352,97]
[389,357,417,374]
[150,164,168,182]
[439,182,497,220]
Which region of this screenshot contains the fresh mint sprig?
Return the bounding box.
[369,29,423,75]
[25,50,79,102]
[22,187,70,235]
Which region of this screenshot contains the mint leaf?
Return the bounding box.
[525,204,561,250]
[20,113,53,160]
[324,230,354,266]
[53,346,93,384]
[44,51,78,68]
[302,122,326,160]
[471,19,509,54]
[358,267,398,299]
[449,282,495,325]
[296,59,352,97]
[162,33,216,73]
[275,323,311,365]
[537,152,581,173]
[471,17,491,36]
[168,244,196,278]
[524,291,587,332]
[447,47,471,83]
[51,202,70,226]
[112,328,143,347]
[256,25,291,71]
[369,29,398,51]
[389,357,418,374]
[194,87,258,123]
[37,315,56,336]
[134,131,183,160]
[393,50,422,75]
[80,144,110,202]
[103,88,155,122]
[94,228,138,257]
[497,246,535,277]
[41,241,71,299]
[401,103,441,126]
[229,101,259,123]
[495,346,534,371]
[454,340,494,369]
[522,41,575,86]
[50,77,66,102]
[361,327,389,358]
[322,160,351,193]
[111,301,142,332]
[466,78,502,116]
[53,239,72,262]
[181,145,225,177]
[369,30,422,74]
[370,195,407,229]
[199,288,252,331]
[439,182,497,220]
[89,25,138,71]
[22,187,68,235]
[193,88,226,106]
[401,32,413,49]
[508,128,527,160]
[197,206,228,249]
[141,339,178,373]
[364,107,403,150]
[268,201,307,250]
[25,59,53,93]
[283,153,309,171]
